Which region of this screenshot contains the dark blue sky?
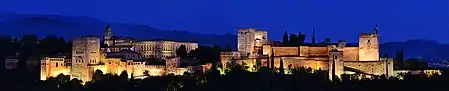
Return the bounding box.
[1,0,448,43]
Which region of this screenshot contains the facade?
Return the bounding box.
[40,25,198,82]
[105,49,143,60]
[220,52,241,68]
[41,36,193,82]
[101,25,198,59]
[237,28,268,57]
[134,40,198,59]
[223,26,395,80]
[40,56,71,80]
[71,36,101,82]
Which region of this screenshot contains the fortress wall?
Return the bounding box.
[270,57,329,70]
[273,47,299,56]
[308,47,328,56]
[299,46,309,56]
[343,61,386,75]
[342,47,359,61]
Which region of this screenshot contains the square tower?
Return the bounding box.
[238,28,256,57]
[329,49,344,81]
[237,28,268,57]
[71,36,101,82]
[358,33,379,61]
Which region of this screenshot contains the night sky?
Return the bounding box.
[0,0,448,43]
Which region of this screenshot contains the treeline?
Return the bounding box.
[281,30,332,45]
[2,65,448,91]
[0,34,71,81]
[0,34,227,68]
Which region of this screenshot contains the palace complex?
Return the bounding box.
[35,24,442,82]
[40,25,201,82]
[221,26,395,80]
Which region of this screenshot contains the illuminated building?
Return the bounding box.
[40,25,197,82]
[223,25,395,80]
[71,36,101,82]
[134,40,198,59]
[237,28,268,57]
[40,56,71,80]
[394,70,442,77]
[100,25,198,59]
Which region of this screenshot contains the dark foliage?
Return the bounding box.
[187,45,223,64]
[2,65,448,91]
[176,45,188,58]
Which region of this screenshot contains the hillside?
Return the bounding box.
[0,12,237,48]
[0,12,447,61]
[379,39,449,61]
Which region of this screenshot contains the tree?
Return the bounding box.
[120,70,129,79]
[143,70,150,76]
[68,78,83,91]
[176,45,188,58]
[282,30,289,45]
[18,34,39,71]
[279,58,285,74]
[0,36,14,57]
[395,48,404,69]
[404,58,429,70]
[383,53,389,58]
[93,70,104,82]
[187,45,223,64]
[38,35,65,57]
[289,34,298,45]
[324,38,331,44]
[297,32,306,44]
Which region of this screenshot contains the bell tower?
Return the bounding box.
[103,24,114,46]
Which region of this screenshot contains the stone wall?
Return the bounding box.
[307,46,328,57]
[272,47,298,56]
[342,47,359,61]
[266,57,329,70]
[329,51,344,80]
[380,58,394,77]
[41,57,71,80]
[343,61,389,76]
[220,52,241,68]
[299,46,309,56]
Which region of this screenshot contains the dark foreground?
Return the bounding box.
[1,67,447,91]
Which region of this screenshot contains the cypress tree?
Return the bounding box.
[279,58,285,74]
[282,30,289,45]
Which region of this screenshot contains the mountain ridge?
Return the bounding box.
[0,12,447,61]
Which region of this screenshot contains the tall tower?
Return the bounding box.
[103,24,114,46]
[71,36,101,82]
[237,28,267,58]
[329,49,343,81]
[358,25,380,61]
[238,28,256,57]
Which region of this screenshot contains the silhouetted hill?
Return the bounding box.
[0,12,237,48]
[379,39,449,62]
